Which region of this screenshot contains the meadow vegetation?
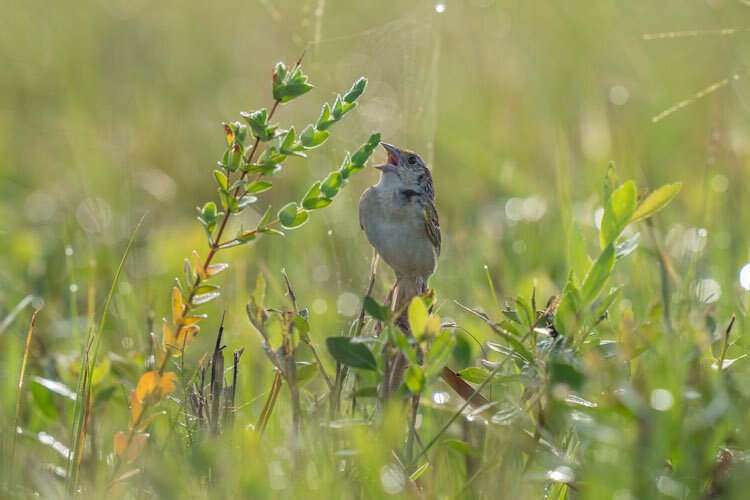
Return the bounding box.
[2,1,750,498]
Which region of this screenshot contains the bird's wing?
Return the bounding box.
[358,187,371,230]
[423,201,441,256]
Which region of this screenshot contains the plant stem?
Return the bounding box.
[406,392,420,463]
[257,371,283,437]
[8,310,38,487]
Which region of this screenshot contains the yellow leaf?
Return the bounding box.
[423,315,442,340]
[206,263,229,278]
[134,410,167,432]
[183,314,206,325]
[114,431,149,464]
[171,287,184,324]
[161,372,177,396]
[136,371,162,404]
[192,251,206,279]
[128,389,142,428]
[162,319,175,349]
[163,320,199,355]
[135,370,178,406]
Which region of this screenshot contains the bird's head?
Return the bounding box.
[375,142,429,188]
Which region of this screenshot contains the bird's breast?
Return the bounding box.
[359,188,437,279]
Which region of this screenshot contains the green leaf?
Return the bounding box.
[320,171,343,199]
[300,124,329,148]
[273,61,288,85]
[457,367,490,384]
[580,244,615,308]
[404,365,425,393]
[295,361,318,386]
[409,463,430,482]
[452,333,472,367]
[294,316,311,343]
[390,326,418,365]
[599,180,636,248]
[241,108,272,141]
[344,77,368,103]
[351,132,381,167]
[301,182,333,210]
[426,331,456,381]
[274,82,314,103]
[326,336,377,371]
[31,380,59,419]
[408,298,429,339]
[278,202,309,229]
[568,221,593,286]
[200,202,218,233]
[338,153,354,179]
[237,195,257,211]
[443,439,481,458]
[219,189,238,213]
[554,274,581,336]
[364,296,390,322]
[594,286,623,321]
[628,182,682,223]
[515,296,534,328]
[317,103,336,131]
[213,170,228,190]
[550,358,584,390]
[193,283,220,294]
[246,181,273,195]
[280,127,296,153]
[332,95,344,119]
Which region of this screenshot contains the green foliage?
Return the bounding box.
[325,337,377,371]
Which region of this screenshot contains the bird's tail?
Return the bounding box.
[394,276,427,315]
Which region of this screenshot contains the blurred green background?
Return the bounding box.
[2,0,750,496]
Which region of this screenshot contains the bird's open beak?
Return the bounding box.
[374,142,400,174]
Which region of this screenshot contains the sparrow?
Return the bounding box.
[358,142,441,394]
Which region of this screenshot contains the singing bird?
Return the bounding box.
[358,142,441,394]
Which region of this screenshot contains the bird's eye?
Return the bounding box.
[407,155,417,165]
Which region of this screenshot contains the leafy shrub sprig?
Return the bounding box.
[108,58,379,482]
